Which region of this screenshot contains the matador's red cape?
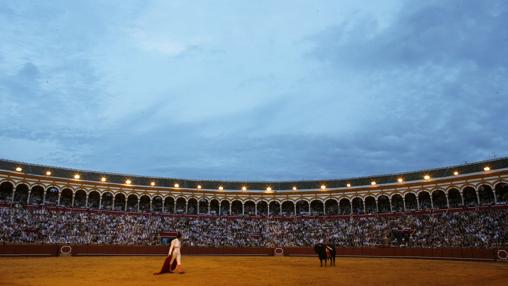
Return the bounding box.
[154,251,177,275]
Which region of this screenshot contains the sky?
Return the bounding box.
[0,0,507,181]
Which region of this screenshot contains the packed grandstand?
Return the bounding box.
[1,206,507,248]
[0,158,507,248]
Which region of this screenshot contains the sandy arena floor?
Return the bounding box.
[0,256,507,286]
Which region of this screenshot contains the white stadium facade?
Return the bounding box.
[1,158,507,216]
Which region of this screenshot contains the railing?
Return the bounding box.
[0,244,504,261]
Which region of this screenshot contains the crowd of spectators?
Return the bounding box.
[1,205,506,248]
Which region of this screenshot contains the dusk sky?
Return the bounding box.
[0,0,506,181]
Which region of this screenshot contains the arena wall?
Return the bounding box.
[0,244,504,261]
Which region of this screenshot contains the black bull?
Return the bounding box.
[313,244,336,267]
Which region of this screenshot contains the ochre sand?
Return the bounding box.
[0,256,507,286]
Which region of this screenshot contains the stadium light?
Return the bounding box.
[174,183,179,188]
[74,174,80,179]
[241,186,247,191]
[15,167,22,172]
[484,166,491,171]
[292,186,297,191]
[346,183,351,188]
[46,170,52,176]
[100,177,107,182]
[424,175,430,180]
[197,185,202,189]
[397,178,403,183]
[266,187,272,192]
[150,181,156,186]
[320,185,326,190]
[125,179,131,185]
[453,171,459,176]
[218,186,224,191]
[371,181,376,186]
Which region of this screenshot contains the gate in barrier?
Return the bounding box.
[497,249,508,261]
[59,245,72,256]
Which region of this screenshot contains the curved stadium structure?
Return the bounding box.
[1,157,508,260]
[1,158,507,215]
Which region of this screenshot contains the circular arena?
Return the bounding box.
[1,158,508,286]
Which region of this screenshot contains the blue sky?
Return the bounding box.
[0,0,506,181]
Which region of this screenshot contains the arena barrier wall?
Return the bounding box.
[0,244,60,256]
[0,245,503,261]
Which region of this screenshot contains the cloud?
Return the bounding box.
[303,0,508,170]
[129,28,197,56]
[311,0,508,69]
[1,0,507,181]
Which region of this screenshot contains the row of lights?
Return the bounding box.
[12,166,494,190]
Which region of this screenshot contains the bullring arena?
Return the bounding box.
[1,158,508,285]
